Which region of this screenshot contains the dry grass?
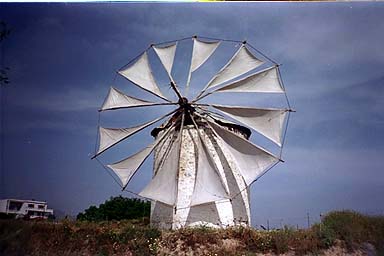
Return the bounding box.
[0,219,160,256]
[0,210,383,255]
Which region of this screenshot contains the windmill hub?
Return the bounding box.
[178,96,189,106]
[178,97,195,113]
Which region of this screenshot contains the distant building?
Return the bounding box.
[0,199,54,219]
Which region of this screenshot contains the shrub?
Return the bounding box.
[77,196,150,222]
[320,210,384,252]
[312,222,336,248]
[321,210,366,249]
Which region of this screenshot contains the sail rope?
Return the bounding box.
[94,156,150,201]
[276,66,291,108]
[117,46,150,72]
[93,112,101,156]
[279,110,291,160]
[151,36,192,47]
[197,35,242,44]
[94,157,123,189]
[246,42,278,65]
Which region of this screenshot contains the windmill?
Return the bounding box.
[93,36,292,229]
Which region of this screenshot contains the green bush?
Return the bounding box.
[77,196,150,222]
[312,222,336,248]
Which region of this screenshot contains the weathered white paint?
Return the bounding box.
[151,123,250,229]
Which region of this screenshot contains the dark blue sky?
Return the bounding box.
[1,2,384,228]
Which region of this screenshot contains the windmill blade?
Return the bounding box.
[190,132,230,207]
[107,142,157,189]
[213,65,284,94]
[100,87,175,111]
[139,131,180,205]
[211,104,288,146]
[153,42,177,80]
[152,130,175,176]
[195,44,263,101]
[153,43,183,101]
[94,109,177,157]
[207,120,280,186]
[185,38,221,96]
[190,37,221,73]
[107,125,175,189]
[118,51,169,102]
[139,113,185,205]
[188,115,230,207]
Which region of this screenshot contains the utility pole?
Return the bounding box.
[307,212,310,229]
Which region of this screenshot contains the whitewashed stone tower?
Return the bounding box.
[150,113,252,229]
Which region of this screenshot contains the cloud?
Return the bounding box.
[5,84,104,112]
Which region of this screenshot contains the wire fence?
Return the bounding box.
[149,214,326,230]
[146,213,315,230]
[254,209,384,231]
[254,213,319,231]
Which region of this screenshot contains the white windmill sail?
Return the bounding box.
[190,38,221,72]
[214,66,284,93]
[205,44,263,90]
[208,120,279,186]
[95,110,176,157]
[100,87,162,111]
[153,43,177,78]
[107,125,174,188]
[97,127,141,156]
[152,133,173,176]
[212,105,288,146]
[190,133,230,207]
[139,135,180,205]
[118,52,168,101]
[185,38,221,95]
[107,142,156,188]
